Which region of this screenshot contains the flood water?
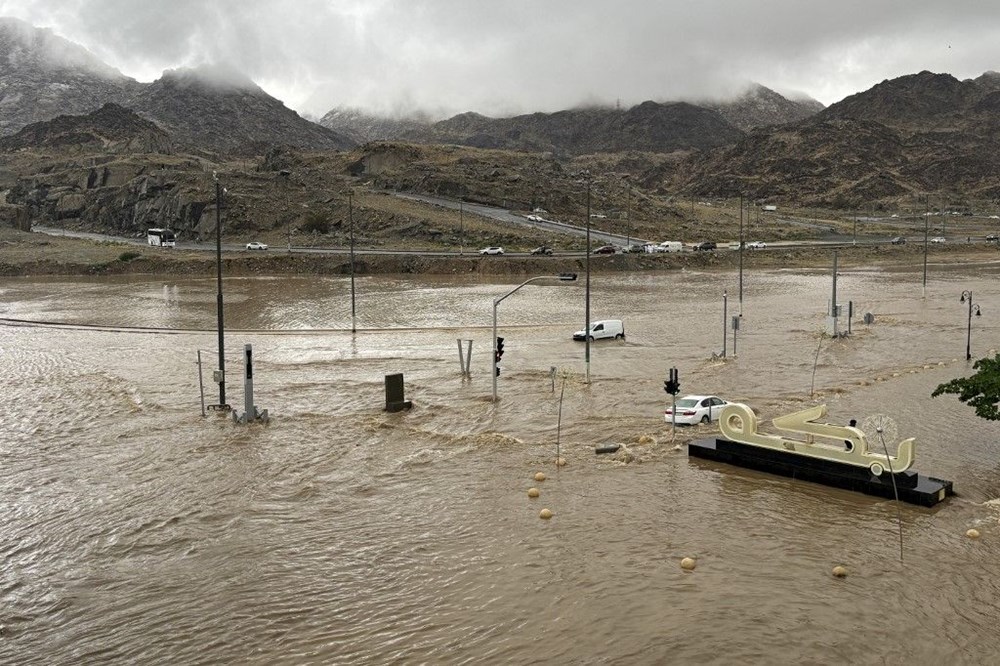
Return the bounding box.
[3,259,1000,664]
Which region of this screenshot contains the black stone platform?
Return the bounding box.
[689,437,954,507]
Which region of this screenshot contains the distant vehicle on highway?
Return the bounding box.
[526,214,543,222]
[657,241,684,253]
[987,235,999,243]
[747,241,766,249]
[530,245,553,255]
[593,245,618,254]
[480,246,504,255]
[246,241,268,250]
[931,237,946,244]
[147,228,176,247]
[890,236,906,245]
[693,241,717,251]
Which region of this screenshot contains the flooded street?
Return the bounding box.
[3,260,1000,664]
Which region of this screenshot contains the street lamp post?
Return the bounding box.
[492,273,578,402]
[459,199,464,255]
[960,290,982,361]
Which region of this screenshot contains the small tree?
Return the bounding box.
[301,210,331,235]
[931,354,1000,420]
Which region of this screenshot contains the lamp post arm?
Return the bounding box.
[494,276,552,307]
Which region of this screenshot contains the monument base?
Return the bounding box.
[688,437,953,507]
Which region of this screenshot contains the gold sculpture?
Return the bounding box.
[718,403,914,476]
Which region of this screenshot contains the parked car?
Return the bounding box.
[246,241,269,250]
[593,245,618,254]
[747,241,766,249]
[573,319,625,341]
[664,395,728,425]
[657,241,684,253]
[931,237,946,244]
[890,236,906,245]
[480,246,505,255]
[693,241,717,251]
[531,245,554,256]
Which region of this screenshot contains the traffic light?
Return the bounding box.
[495,337,505,363]
[663,367,680,395]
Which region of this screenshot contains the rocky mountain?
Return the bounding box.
[0,17,140,136]
[319,86,822,156]
[0,102,172,154]
[318,106,432,144]
[661,70,1000,206]
[703,83,824,131]
[128,66,354,156]
[397,101,745,156]
[0,19,353,156]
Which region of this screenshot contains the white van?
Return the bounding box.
[656,241,683,253]
[573,319,625,341]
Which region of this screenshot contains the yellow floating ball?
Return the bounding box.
[556,457,567,467]
[534,472,546,482]
[832,565,848,578]
[527,487,540,498]
[680,557,696,571]
[539,508,553,520]
[966,528,981,539]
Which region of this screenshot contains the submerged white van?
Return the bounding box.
[573,319,625,341]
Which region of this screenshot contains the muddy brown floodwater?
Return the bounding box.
[3,259,1000,665]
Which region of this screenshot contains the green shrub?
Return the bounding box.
[118,251,142,262]
[301,210,331,235]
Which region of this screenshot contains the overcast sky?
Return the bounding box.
[3,0,998,120]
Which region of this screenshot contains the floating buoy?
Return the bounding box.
[527,487,540,498]
[680,557,696,571]
[555,457,567,467]
[534,471,546,482]
[967,528,981,539]
[539,508,553,520]
[832,565,848,578]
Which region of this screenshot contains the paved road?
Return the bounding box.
[391,191,647,246]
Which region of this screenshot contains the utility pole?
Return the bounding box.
[585,176,592,384]
[739,193,744,313]
[349,191,357,334]
[213,175,227,409]
[923,196,929,297]
[625,179,631,248]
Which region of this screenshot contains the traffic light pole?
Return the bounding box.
[492,304,499,401]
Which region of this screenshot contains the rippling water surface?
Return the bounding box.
[3,263,1000,664]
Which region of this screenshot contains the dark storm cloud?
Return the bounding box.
[2,0,999,118]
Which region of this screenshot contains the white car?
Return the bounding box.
[246,241,268,250]
[747,241,766,249]
[931,237,946,244]
[664,395,728,425]
[480,246,504,255]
